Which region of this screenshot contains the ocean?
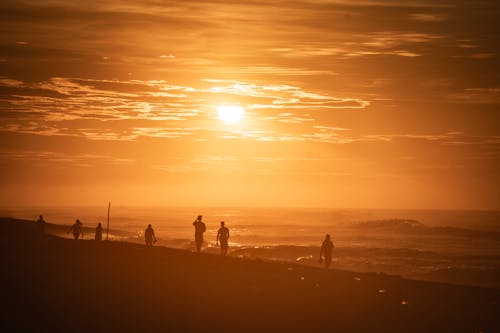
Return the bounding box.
[2,206,500,288]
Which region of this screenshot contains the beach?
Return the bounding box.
[1,217,499,333]
[3,207,499,289]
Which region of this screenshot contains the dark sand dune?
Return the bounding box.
[1,218,499,333]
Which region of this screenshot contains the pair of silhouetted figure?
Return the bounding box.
[143,217,229,255]
[319,234,335,269]
[145,224,157,246]
[42,215,103,241]
[74,221,102,241]
[69,219,84,240]
[193,216,230,255]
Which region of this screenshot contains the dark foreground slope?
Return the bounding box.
[1,218,499,333]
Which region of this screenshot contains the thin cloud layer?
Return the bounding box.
[0,0,499,208]
[0,76,370,141]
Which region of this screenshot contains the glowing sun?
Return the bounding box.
[217,105,244,123]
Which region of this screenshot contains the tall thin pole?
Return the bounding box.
[106,202,111,241]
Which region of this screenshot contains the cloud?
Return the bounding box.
[0,150,134,167]
[0,77,500,145]
[236,66,338,76]
[269,32,443,60]
[0,77,24,88]
[469,53,496,59]
[448,88,500,104]
[130,127,195,139]
[0,76,371,141]
[357,132,500,147]
[206,79,369,110]
[2,75,499,150]
[408,13,448,22]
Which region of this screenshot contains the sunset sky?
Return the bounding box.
[1,0,499,209]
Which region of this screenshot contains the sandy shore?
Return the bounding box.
[1,217,499,332]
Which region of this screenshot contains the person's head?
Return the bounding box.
[325,234,331,240]
[76,219,80,224]
[220,221,225,227]
[197,215,202,221]
[98,223,101,227]
[148,224,152,228]
[39,215,43,219]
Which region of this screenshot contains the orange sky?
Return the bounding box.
[0,0,499,209]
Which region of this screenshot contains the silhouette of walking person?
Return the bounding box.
[192,215,206,252]
[95,222,103,241]
[145,224,156,246]
[37,214,46,235]
[319,234,334,269]
[216,221,230,256]
[69,219,84,240]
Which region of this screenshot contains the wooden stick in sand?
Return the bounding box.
[106,202,111,241]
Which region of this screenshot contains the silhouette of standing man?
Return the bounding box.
[145,224,156,246]
[216,221,230,256]
[319,234,334,269]
[95,222,103,241]
[37,214,46,235]
[193,215,206,252]
[69,219,84,240]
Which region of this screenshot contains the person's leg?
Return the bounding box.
[325,255,332,269]
[222,244,228,256]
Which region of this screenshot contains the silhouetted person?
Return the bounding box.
[193,215,206,252]
[216,221,230,256]
[69,219,84,240]
[36,214,46,235]
[95,223,103,241]
[319,234,334,269]
[145,224,156,246]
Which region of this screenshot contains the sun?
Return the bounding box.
[217,105,244,123]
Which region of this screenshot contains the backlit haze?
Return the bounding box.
[1,0,499,209]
